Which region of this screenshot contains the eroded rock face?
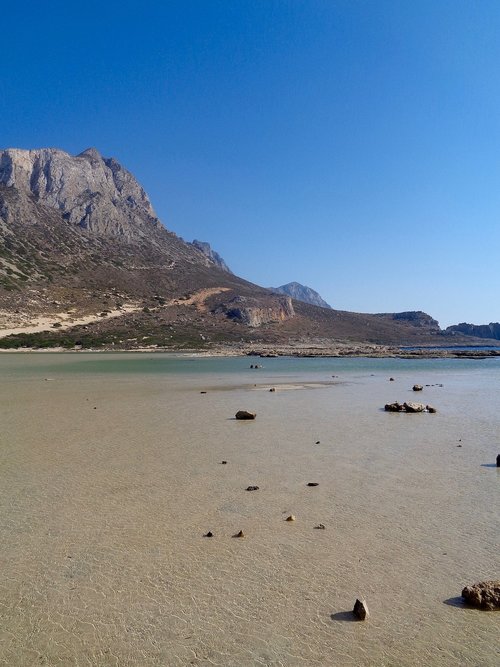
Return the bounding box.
[0,147,160,237]
[222,295,295,327]
[462,581,500,610]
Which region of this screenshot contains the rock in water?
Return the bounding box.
[235,410,256,420]
[413,384,423,391]
[403,402,426,413]
[497,454,500,467]
[385,401,405,412]
[426,405,437,413]
[353,598,369,620]
[461,581,500,610]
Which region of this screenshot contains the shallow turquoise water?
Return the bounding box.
[1,351,499,379]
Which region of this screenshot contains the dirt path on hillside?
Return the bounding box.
[0,304,141,339]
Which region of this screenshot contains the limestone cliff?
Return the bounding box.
[446,322,500,340]
[215,295,295,327]
[0,147,162,238]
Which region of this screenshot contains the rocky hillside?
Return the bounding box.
[190,240,232,273]
[446,322,500,341]
[0,146,491,351]
[271,282,331,309]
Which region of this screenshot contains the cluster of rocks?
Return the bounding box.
[384,401,436,413]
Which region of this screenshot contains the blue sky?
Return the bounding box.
[1,0,499,327]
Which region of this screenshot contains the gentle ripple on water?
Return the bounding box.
[0,354,498,666]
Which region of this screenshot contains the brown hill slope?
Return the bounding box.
[0,147,490,351]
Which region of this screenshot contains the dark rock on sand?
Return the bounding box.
[233,530,245,538]
[314,524,326,530]
[353,598,369,620]
[204,531,214,538]
[235,410,256,420]
[285,514,296,522]
[221,460,227,464]
[413,384,423,391]
[246,485,259,491]
[462,581,500,610]
[307,482,319,487]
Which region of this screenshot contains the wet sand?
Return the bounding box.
[0,355,498,665]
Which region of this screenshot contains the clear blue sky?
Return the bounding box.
[2,0,499,327]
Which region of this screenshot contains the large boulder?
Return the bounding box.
[403,402,426,413]
[235,410,256,420]
[462,581,500,610]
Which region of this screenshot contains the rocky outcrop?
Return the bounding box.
[462,581,500,610]
[217,295,295,327]
[190,240,232,273]
[271,282,331,309]
[0,148,162,238]
[375,311,440,330]
[384,401,435,413]
[446,322,500,341]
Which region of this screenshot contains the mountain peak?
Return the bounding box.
[78,147,102,160]
[271,282,332,309]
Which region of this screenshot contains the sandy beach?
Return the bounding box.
[0,354,498,666]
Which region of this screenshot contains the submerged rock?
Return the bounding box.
[353,598,369,620]
[462,581,500,610]
[235,410,256,420]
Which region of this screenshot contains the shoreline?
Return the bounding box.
[0,342,499,359]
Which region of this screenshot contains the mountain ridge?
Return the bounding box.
[0,146,494,351]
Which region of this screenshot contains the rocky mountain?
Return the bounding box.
[189,239,232,273]
[271,282,331,309]
[446,322,500,340]
[0,146,491,351]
